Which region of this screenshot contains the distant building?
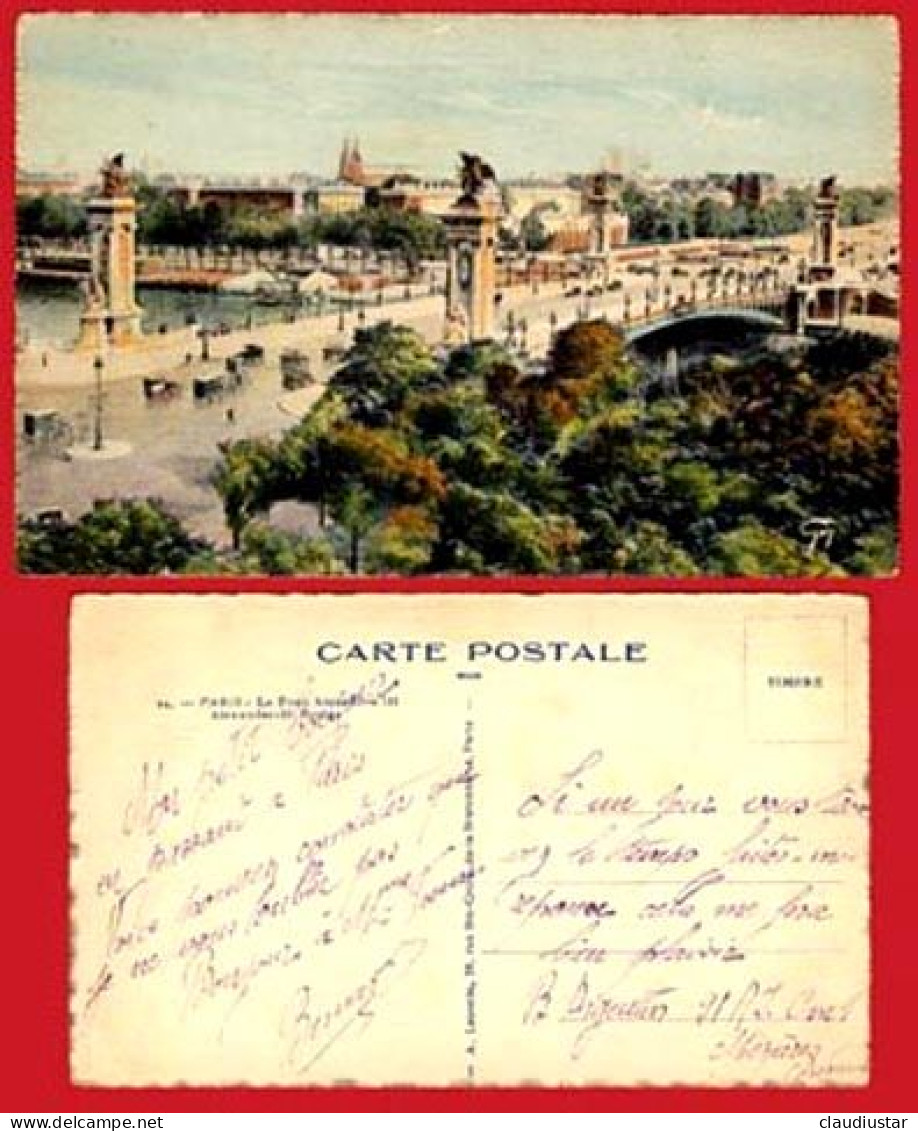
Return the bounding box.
[581,171,630,253]
[732,171,779,209]
[705,172,735,191]
[16,169,85,198]
[338,137,366,185]
[337,138,412,189]
[504,180,582,222]
[310,181,366,215]
[171,176,313,217]
[375,176,457,217]
[544,215,593,254]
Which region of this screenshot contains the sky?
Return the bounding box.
[17,14,899,183]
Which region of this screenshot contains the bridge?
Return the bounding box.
[623,293,789,347]
[603,287,895,350]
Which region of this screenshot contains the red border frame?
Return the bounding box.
[2,1,915,1112]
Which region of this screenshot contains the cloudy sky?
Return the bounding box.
[17,14,899,182]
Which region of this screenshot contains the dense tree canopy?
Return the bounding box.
[17,499,207,574]
[18,318,897,576]
[201,320,898,577]
[16,194,87,240]
[620,182,896,244]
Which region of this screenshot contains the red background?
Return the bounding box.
[2,0,915,1112]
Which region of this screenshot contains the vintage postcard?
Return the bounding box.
[71,593,869,1085]
[15,14,899,577]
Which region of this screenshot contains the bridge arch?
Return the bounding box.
[624,307,785,350]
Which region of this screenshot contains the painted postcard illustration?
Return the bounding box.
[15,14,899,576]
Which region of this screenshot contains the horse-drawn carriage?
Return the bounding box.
[142,377,181,402]
[193,374,227,403]
[22,409,69,444]
[280,349,313,390]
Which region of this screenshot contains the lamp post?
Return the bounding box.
[92,354,105,452]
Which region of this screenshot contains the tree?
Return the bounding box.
[233,523,339,575]
[16,194,87,239]
[708,522,840,577]
[328,322,440,426]
[211,437,282,550]
[183,524,341,575]
[620,183,661,243]
[330,484,378,573]
[839,186,897,227]
[17,500,207,574]
[607,521,701,576]
[412,383,515,491]
[364,506,438,574]
[320,423,446,507]
[519,210,551,252]
[444,340,515,384]
[432,484,581,574]
[271,394,350,524]
[298,208,445,269]
[845,524,897,576]
[545,319,635,405]
[693,196,731,239]
[197,314,899,579]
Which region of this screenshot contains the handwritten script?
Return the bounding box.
[71,594,868,1085]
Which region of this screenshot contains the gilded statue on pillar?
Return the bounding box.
[100,152,130,198]
[458,152,497,205]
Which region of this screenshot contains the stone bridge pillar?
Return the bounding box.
[443,194,500,343]
[76,158,143,351]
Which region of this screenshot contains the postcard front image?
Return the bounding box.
[15,15,899,578]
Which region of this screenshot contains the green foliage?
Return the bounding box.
[329,484,378,573]
[519,210,551,252]
[16,194,87,239]
[210,437,283,549]
[118,179,447,259]
[838,186,897,227]
[433,485,580,574]
[237,523,339,574]
[18,499,206,574]
[364,506,438,574]
[304,208,445,267]
[328,322,440,426]
[707,522,840,577]
[444,340,516,384]
[184,524,341,575]
[621,181,894,245]
[204,317,898,577]
[608,521,701,576]
[844,524,897,576]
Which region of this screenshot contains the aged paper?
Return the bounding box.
[70,594,869,1086]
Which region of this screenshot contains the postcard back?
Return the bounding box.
[70,593,868,1086]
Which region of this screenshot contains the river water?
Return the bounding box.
[15,279,311,349]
